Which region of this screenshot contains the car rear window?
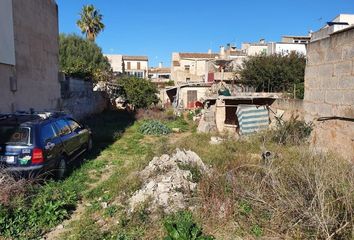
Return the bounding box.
[0,126,30,145]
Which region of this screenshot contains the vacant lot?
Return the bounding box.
[0,110,353,240]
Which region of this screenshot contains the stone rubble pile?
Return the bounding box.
[129,149,209,214]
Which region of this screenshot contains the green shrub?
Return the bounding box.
[272,116,313,145]
[0,182,77,239]
[139,120,171,135]
[164,211,214,240]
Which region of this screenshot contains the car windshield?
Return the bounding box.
[0,126,30,145]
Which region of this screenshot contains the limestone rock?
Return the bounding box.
[128,149,209,214]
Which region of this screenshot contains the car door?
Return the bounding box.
[54,119,77,157]
[40,123,62,171]
[66,118,89,151]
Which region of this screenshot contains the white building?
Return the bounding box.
[241,39,268,56]
[105,54,123,74]
[311,14,354,41]
[267,42,307,56]
[281,35,311,44]
[148,63,171,83]
[105,54,149,78]
[123,56,149,78]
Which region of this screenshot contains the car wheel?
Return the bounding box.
[56,157,67,180]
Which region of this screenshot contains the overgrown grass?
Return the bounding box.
[2,111,352,240]
[0,111,136,239]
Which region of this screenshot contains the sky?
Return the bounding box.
[57,0,354,67]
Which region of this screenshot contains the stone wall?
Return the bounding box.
[304,27,354,161]
[271,98,305,121]
[59,77,108,120]
[0,0,60,113]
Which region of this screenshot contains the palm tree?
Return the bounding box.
[77,4,105,42]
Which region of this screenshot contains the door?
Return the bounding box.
[40,123,62,171]
[187,90,197,109]
[54,119,77,156]
[65,118,89,151]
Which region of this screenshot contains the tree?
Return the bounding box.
[237,52,306,99]
[77,4,105,42]
[59,34,111,82]
[117,76,159,109]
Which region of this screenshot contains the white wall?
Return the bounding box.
[105,54,123,73]
[125,60,148,71]
[269,43,306,55]
[0,0,15,65]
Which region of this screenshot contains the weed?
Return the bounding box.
[139,120,172,135]
[166,117,190,132]
[239,201,252,216]
[163,211,214,240]
[251,224,263,237]
[104,205,118,218]
[178,163,202,183]
[271,115,313,145]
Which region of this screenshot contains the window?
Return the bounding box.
[41,124,57,143]
[186,78,191,81]
[55,119,71,136]
[66,119,81,132]
[0,126,30,144]
[126,62,131,70]
[184,65,190,72]
[137,62,141,70]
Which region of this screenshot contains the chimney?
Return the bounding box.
[159,62,163,68]
[208,49,212,54]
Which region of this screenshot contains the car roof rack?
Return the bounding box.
[0,111,69,122]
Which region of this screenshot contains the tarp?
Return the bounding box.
[236,105,269,135]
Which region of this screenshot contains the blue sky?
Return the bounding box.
[57,0,354,67]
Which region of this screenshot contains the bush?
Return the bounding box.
[271,116,313,145]
[117,77,159,109]
[164,211,214,240]
[139,120,171,135]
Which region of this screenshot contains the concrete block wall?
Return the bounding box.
[304,28,354,120]
[304,27,354,161]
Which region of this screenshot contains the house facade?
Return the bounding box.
[171,52,219,84]
[122,56,148,78]
[105,55,149,78]
[148,66,171,83]
[281,35,311,44]
[0,0,60,113]
[242,38,307,56]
